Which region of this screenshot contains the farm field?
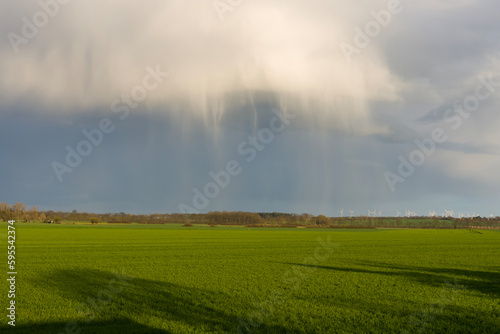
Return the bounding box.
[1,223,499,333]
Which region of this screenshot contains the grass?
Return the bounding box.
[1,223,499,333]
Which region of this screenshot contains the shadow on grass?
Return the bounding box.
[20,268,292,334]
[281,260,500,298]
[279,261,500,333]
[359,261,500,297]
[1,318,168,334]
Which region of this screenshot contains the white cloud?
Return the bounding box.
[0,0,404,133]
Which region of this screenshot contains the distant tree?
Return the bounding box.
[90,217,100,225]
[53,216,62,224]
[12,202,26,221]
[0,202,12,222]
[69,209,79,221]
[39,213,47,223]
[245,212,262,225]
[315,215,330,225]
[300,213,312,224]
[28,206,38,223]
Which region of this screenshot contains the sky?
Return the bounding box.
[1,0,500,216]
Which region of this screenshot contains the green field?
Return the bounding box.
[1,223,499,333]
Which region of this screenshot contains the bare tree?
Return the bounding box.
[0,202,11,221]
[11,202,26,221]
[28,206,39,223]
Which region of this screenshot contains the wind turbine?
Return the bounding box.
[490,213,494,219]
[350,210,355,218]
[339,209,344,218]
[396,210,400,218]
[378,210,382,217]
[444,209,453,218]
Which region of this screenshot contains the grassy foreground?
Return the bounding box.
[1,223,499,333]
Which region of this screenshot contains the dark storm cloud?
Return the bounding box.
[1,0,500,215]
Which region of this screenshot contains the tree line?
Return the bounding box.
[1,202,499,229]
[0,202,40,222]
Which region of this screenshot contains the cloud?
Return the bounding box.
[0,0,405,134]
[2,0,500,215]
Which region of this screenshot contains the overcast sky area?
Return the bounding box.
[1,0,500,216]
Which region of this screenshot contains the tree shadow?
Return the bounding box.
[1,318,169,334]
[21,268,290,334]
[358,260,500,298]
[280,260,500,298]
[10,264,498,333]
[278,261,500,333]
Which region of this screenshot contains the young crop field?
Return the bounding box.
[1,223,499,333]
